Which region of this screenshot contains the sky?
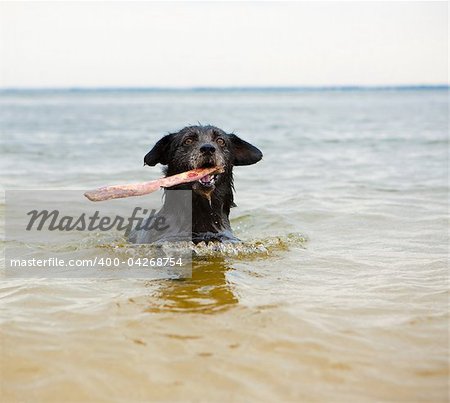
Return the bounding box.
[0,1,447,88]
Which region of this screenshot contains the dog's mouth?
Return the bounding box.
[198,173,218,188]
[196,162,220,189]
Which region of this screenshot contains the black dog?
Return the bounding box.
[129,125,262,244]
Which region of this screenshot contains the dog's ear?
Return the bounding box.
[229,134,263,166]
[144,134,174,166]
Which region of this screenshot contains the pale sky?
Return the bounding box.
[0,1,447,88]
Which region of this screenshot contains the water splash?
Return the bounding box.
[190,232,307,257]
[3,230,307,264]
[98,232,308,259]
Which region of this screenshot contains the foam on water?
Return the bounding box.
[99,232,308,258]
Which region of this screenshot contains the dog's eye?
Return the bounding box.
[183,138,194,145]
[216,138,225,147]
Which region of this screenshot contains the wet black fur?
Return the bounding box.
[129,125,262,244]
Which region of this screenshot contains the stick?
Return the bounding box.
[84,166,224,202]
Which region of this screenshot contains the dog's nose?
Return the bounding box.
[200,144,216,154]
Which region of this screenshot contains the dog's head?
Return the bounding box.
[144,125,262,197]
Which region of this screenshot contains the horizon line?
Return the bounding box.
[0,84,448,93]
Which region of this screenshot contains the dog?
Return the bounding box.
[128,125,262,244]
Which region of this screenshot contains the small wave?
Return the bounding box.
[98,232,308,259]
[190,233,307,257]
[3,231,308,264]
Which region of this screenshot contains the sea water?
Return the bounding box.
[0,88,448,401]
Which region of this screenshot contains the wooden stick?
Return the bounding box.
[84,166,224,202]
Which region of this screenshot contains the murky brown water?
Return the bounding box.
[1,89,448,401]
[1,259,448,402]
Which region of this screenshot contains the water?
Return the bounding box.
[0,89,448,401]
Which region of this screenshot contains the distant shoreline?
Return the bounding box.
[0,85,448,94]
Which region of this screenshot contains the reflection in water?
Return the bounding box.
[138,234,306,314]
[146,257,238,314]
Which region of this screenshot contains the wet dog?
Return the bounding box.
[129,125,262,244]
